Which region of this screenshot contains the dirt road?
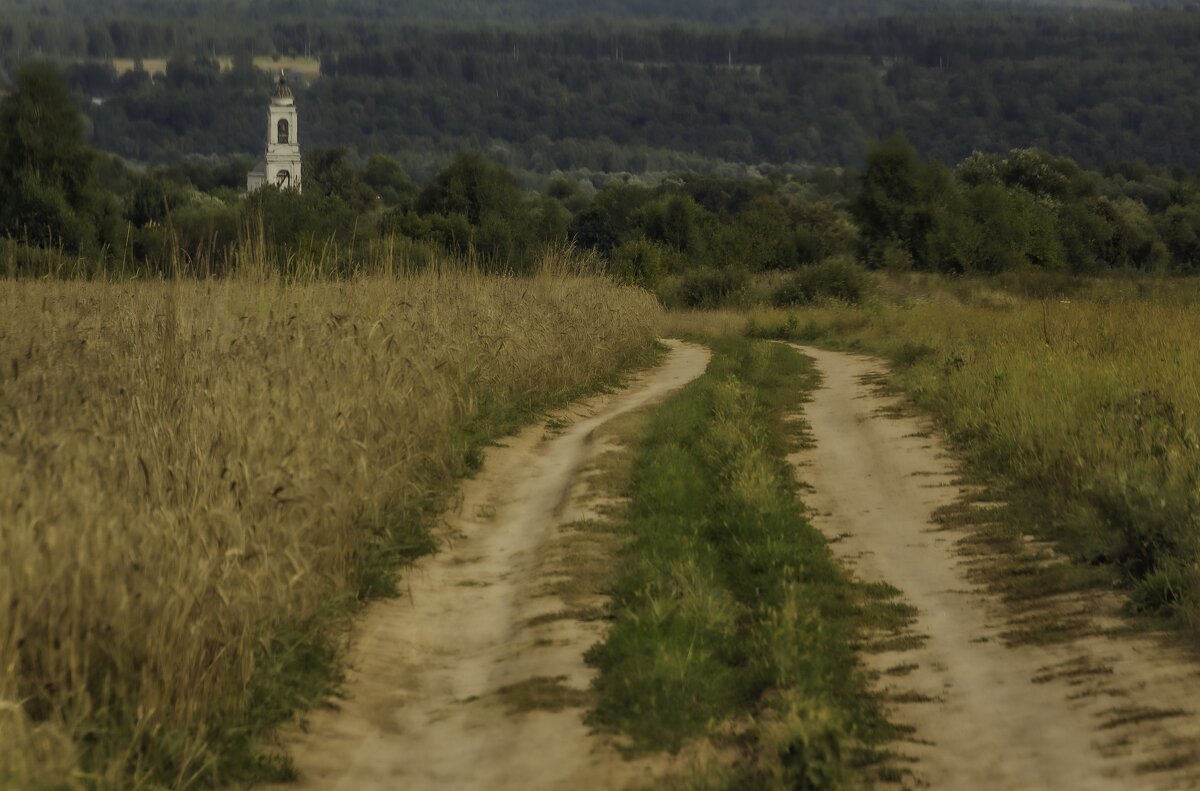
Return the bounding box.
[791,345,1200,790]
[268,340,709,791]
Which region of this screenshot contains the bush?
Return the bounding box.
[669,267,749,309]
[772,258,868,306]
[610,238,667,288]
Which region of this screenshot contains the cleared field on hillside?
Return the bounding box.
[749,275,1200,628]
[105,55,321,77]
[0,264,660,789]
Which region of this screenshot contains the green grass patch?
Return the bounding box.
[587,337,905,788]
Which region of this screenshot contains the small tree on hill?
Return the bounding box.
[417,151,522,226]
[850,134,926,269]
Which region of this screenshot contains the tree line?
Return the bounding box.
[853,135,1200,276]
[5,63,1200,299]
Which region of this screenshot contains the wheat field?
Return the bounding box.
[0,262,661,789]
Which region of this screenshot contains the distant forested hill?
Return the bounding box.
[0,0,1192,58]
[4,2,1200,176]
[0,0,1187,27]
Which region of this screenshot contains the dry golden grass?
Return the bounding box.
[660,309,750,340]
[0,262,661,789]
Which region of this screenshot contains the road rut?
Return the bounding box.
[791,345,1200,791]
[266,340,710,791]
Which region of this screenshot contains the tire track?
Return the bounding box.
[264,340,710,791]
[791,344,1200,790]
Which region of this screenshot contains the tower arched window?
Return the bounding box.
[277,119,290,144]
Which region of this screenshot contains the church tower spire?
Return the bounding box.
[247,71,303,192]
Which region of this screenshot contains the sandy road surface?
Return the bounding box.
[266,340,710,791]
[791,345,1200,790]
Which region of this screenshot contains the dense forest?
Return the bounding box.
[1,0,1186,40]
[4,4,1200,175]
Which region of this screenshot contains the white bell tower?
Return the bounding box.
[247,71,303,192]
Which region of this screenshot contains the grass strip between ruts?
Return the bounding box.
[587,337,908,789]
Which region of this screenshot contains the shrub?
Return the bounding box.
[610,237,667,288]
[772,258,868,306]
[669,266,749,309]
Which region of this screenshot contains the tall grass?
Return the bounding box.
[0,253,661,789]
[749,273,1200,630]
